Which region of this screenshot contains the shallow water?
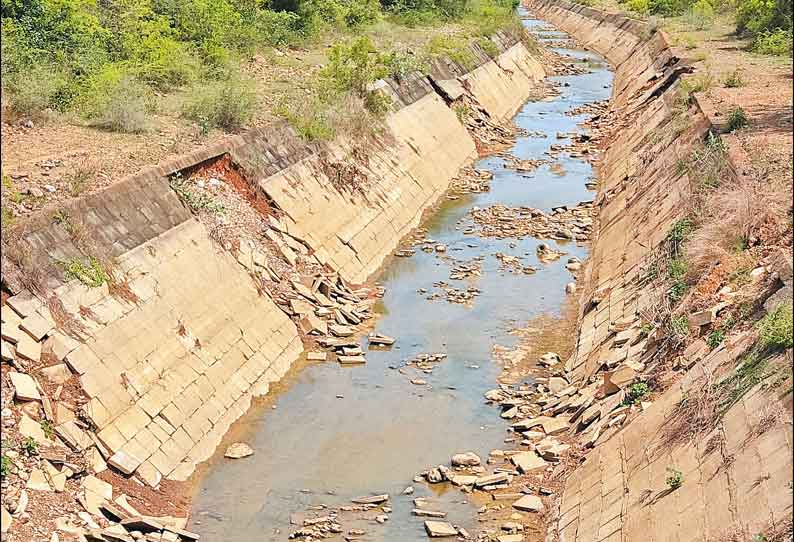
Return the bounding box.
[189,14,613,542]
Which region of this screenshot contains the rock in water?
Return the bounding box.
[224,443,254,459]
[451,452,482,467]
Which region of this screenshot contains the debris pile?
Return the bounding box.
[470,202,595,241]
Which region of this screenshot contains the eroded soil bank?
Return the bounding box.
[187,14,612,542]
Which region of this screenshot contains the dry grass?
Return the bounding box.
[684,175,790,279]
[658,375,720,449]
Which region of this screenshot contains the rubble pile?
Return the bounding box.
[470,202,595,241]
[278,274,385,365]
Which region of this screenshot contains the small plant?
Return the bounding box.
[40,420,55,440]
[723,69,744,88]
[60,257,109,287]
[671,315,690,338]
[726,107,749,131]
[21,436,38,456]
[667,219,695,250]
[623,382,651,405]
[169,173,226,214]
[667,257,689,303]
[707,329,725,349]
[757,303,793,350]
[1,207,14,230]
[454,104,472,123]
[0,454,10,477]
[678,73,715,106]
[666,468,684,489]
[640,322,655,337]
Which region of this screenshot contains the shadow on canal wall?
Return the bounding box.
[525,1,793,541]
[0,30,545,495]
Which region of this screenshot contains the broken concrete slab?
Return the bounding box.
[512,494,544,512]
[511,451,547,474]
[8,372,42,402]
[424,520,458,537]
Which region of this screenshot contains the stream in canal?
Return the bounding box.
[189,12,613,542]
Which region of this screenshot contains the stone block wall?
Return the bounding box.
[525,2,793,541]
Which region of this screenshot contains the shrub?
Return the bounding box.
[753,29,793,56]
[707,329,725,349]
[758,303,793,349]
[723,69,744,88]
[425,35,477,69]
[88,76,153,134]
[726,106,749,131]
[684,0,715,29]
[21,436,38,456]
[623,382,651,405]
[40,420,55,439]
[0,454,9,477]
[666,468,684,489]
[183,78,256,132]
[671,315,690,338]
[2,63,67,119]
[322,37,392,95]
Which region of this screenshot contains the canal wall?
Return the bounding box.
[0,31,545,490]
[525,1,793,541]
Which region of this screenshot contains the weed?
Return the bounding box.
[707,329,725,349]
[667,218,695,252]
[667,258,689,303]
[85,75,153,134]
[726,107,749,131]
[40,420,55,439]
[757,303,793,349]
[666,468,684,489]
[1,206,14,230]
[169,173,226,214]
[671,315,690,338]
[454,104,473,123]
[640,322,656,337]
[678,73,715,105]
[0,454,9,477]
[723,69,744,88]
[623,382,651,405]
[21,436,38,456]
[716,348,774,414]
[59,257,109,288]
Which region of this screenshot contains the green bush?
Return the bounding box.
[723,69,744,87]
[758,303,793,349]
[322,37,392,95]
[21,436,38,457]
[183,78,256,132]
[666,468,684,489]
[78,67,154,133]
[753,28,793,55]
[707,329,726,348]
[726,106,749,131]
[623,382,651,405]
[0,454,9,477]
[684,0,715,29]
[426,35,477,69]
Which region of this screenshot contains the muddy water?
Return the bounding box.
[189,15,612,542]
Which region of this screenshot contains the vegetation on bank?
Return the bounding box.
[0,0,524,135]
[577,0,792,56]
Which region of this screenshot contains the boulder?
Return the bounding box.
[451,452,481,467]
